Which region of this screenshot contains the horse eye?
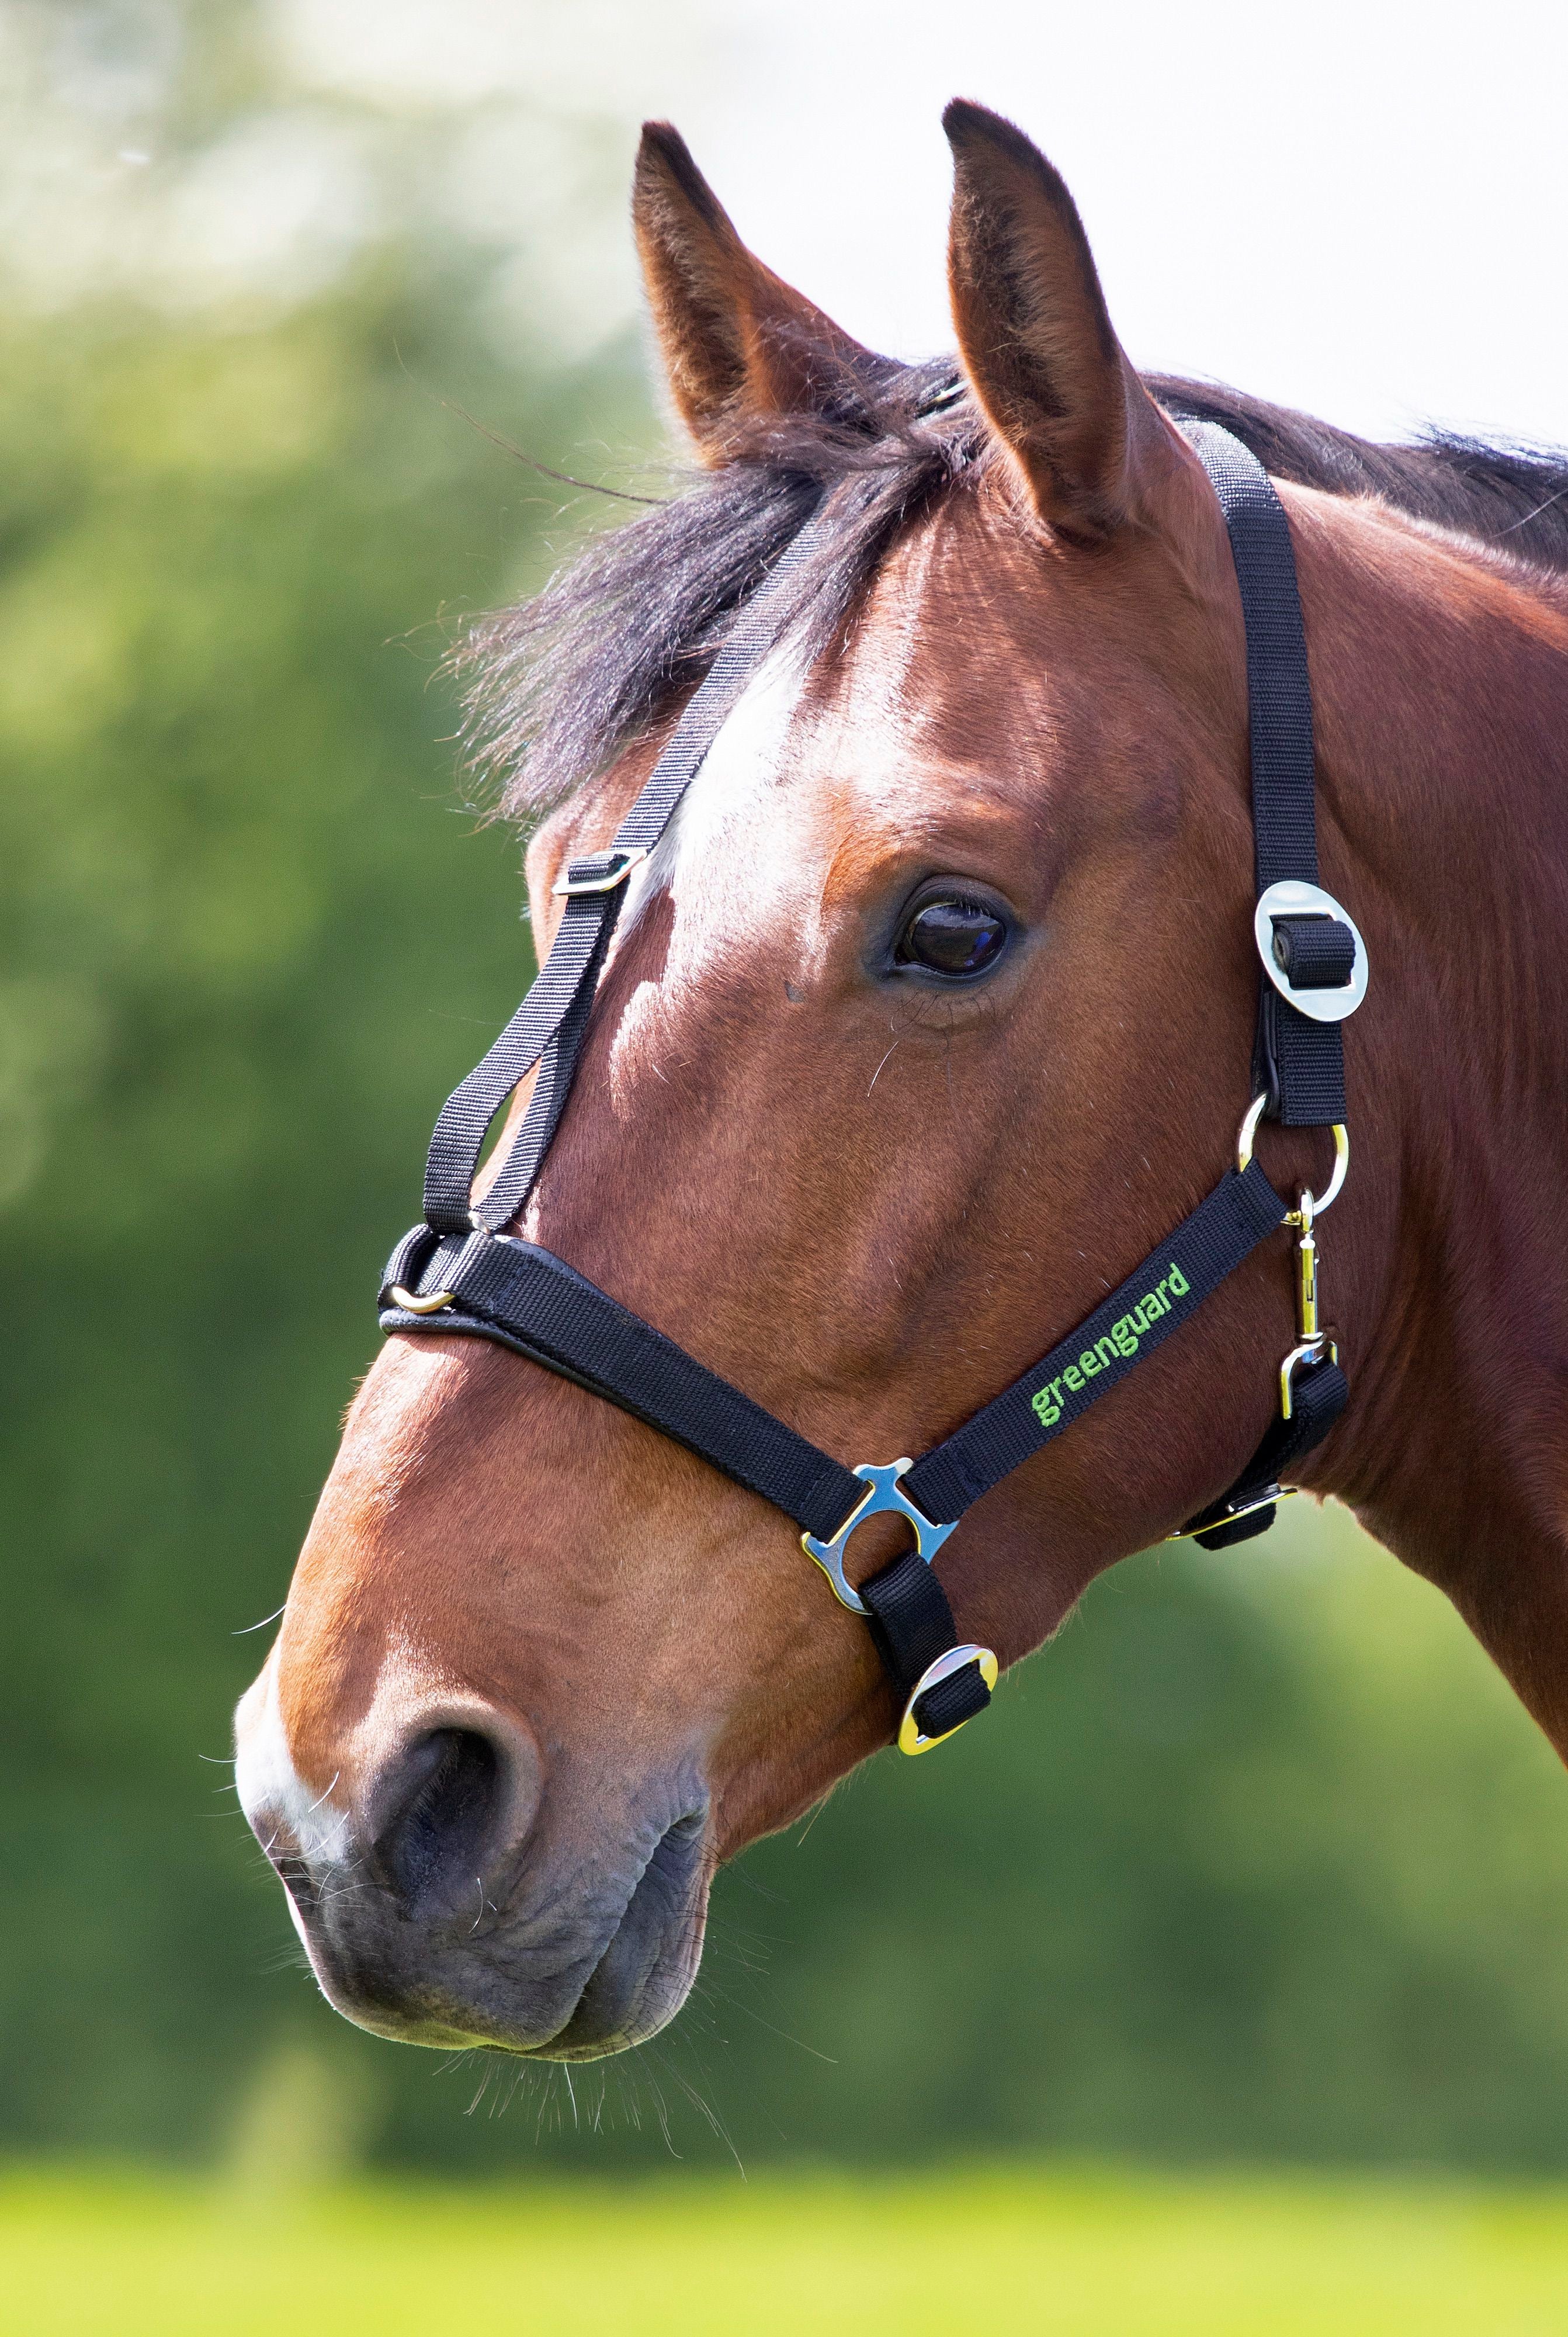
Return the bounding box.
[895,896,1010,977]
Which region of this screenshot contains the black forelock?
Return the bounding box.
[455,366,1568,821]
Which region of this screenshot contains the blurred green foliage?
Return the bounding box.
[8,1,1568,2183]
[0,259,645,2158]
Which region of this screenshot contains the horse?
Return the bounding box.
[236,101,1568,2062]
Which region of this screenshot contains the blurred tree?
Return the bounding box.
[0,269,649,2154]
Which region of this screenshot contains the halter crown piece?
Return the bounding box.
[380,419,1366,1756]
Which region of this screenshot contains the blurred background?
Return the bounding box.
[9,0,1568,2324]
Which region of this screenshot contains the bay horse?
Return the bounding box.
[237,102,1568,2062]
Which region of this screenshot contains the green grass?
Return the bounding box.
[6,2166,1568,2335]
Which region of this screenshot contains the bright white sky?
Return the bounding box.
[673,0,1568,446]
[22,0,1568,449]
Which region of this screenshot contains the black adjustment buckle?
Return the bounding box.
[552,846,649,897]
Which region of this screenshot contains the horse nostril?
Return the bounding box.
[371,1727,504,1913]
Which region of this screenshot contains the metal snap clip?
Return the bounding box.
[1278,1184,1338,1419]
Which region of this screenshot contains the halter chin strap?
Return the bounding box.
[380,420,1365,1755]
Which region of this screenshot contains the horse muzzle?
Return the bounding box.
[234,1669,712,2058]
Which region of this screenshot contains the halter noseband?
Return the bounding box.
[379,420,1367,1758]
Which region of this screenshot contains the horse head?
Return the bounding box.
[236,105,1365,2057]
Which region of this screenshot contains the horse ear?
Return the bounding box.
[633,120,893,460]
[943,100,1176,539]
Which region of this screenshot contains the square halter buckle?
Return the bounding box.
[552,846,649,897]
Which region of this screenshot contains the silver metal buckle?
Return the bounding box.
[1254,879,1369,1023]
[551,846,648,898]
[1165,1487,1296,1544]
[800,1459,956,1615]
[898,1644,999,1756]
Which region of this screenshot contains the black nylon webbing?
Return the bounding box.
[1181,421,1347,1130]
[901,1160,1288,1525]
[1271,915,1355,989]
[861,1552,962,1692]
[380,1226,865,1544]
[383,1158,1289,1550]
[859,1553,991,1738]
[1180,1350,1350,1551]
[421,502,830,1236]
[1182,422,1318,893]
[423,888,620,1233]
[473,905,618,1234]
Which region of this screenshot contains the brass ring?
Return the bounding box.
[1235,1098,1349,1219]
[390,1285,456,1315]
[1235,1091,1270,1174]
[1303,1124,1350,1218]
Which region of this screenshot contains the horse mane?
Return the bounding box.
[459,361,1568,820]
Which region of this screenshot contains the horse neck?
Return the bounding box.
[1300,494,1568,1749]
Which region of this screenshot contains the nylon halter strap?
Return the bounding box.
[380,420,1366,1757]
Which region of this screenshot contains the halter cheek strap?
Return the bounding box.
[420,509,836,1241]
[380,421,1366,1756]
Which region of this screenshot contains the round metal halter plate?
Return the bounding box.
[898,1644,1000,1756]
[1254,879,1369,1022]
